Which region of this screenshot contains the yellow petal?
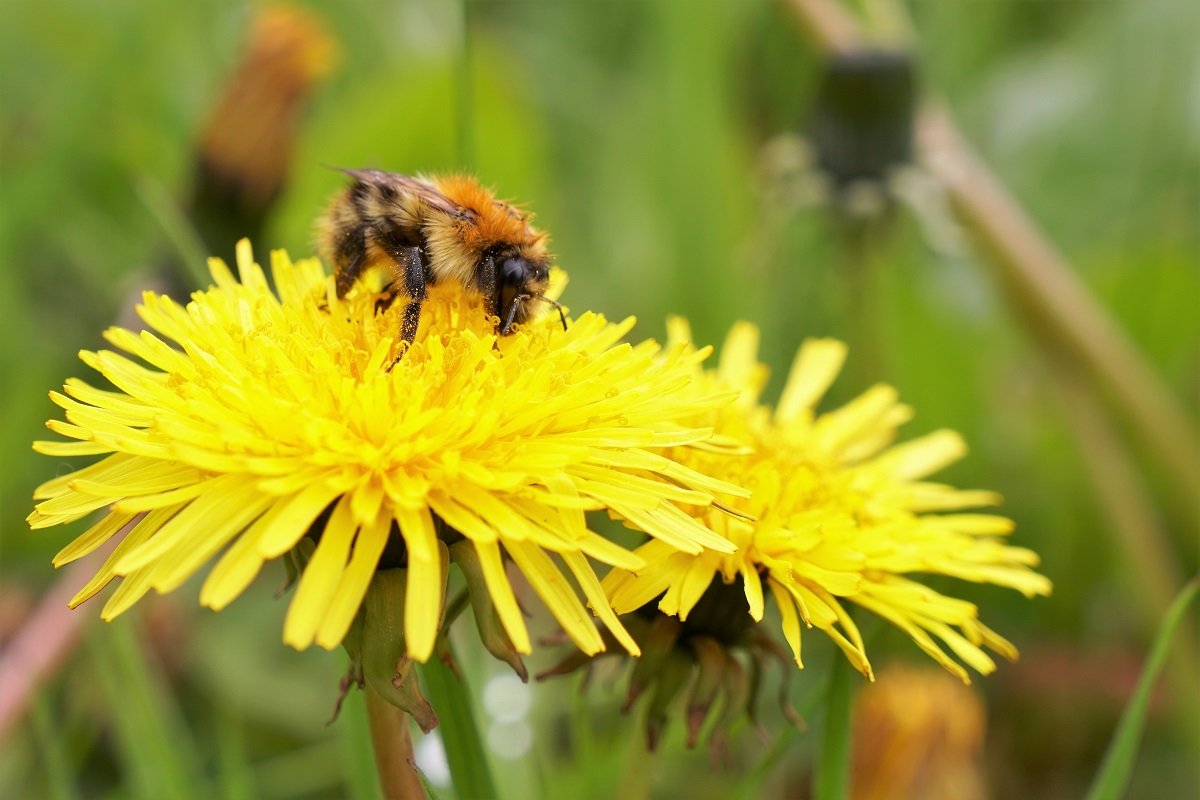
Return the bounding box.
[675,557,717,621]
[313,512,392,649]
[52,511,138,567]
[283,496,358,649]
[561,551,639,655]
[199,499,288,611]
[768,578,803,667]
[473,540,532,654]
[740,561,764,621]
[403,531,446,662]
[873,430,966,480]
[114,475,255,575]
[427,491,499,544]
[505,540,602,655]
[148,492,273,593]
[69,507,178,609]
[256,480,344,558]
[396,505,437,564]
[775,338,847,424]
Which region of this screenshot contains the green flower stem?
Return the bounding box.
[814,656,854,800]
[364,684,425,800]
[419,651,497,800]
[1087,576,1200,800]
[779,0,864,55]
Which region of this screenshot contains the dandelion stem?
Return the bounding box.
[364,685,424,800]
[814,655,854,800]
[419,654,497,800]
[780,0,864,54]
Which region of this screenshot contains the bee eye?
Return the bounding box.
[500,257,530,285]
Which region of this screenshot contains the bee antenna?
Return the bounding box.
[501,295,569,334]
[536,295,568,331]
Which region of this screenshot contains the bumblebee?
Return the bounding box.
[319,169,562,354]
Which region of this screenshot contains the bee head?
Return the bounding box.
[492,250,550,333]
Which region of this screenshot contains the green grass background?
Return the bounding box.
[1,1,1197,797]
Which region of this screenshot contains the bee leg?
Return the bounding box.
[374,286,401,314]
[334,227,368,299]
[378,236,428,367]
[475,253,505,351]
[396,248,427,345]
[478,252,499,319]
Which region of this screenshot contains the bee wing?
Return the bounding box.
[337,168,466,218]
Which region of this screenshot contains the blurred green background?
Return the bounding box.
[2,1,1197,798]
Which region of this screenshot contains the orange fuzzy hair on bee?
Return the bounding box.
[432,175,548,252]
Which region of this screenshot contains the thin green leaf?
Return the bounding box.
[419,652,497,800]
[133,174,211,288]
[213,702,256,800]
[339,688,382,800]
[735,723,803,800]
[30,695,80,800]
[253,740,346,798]
[1086,576,1200,800]
[90,617,201,800]
[412,757,443,800]
[814,656,855,800]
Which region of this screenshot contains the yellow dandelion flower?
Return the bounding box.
[603,320,1052,683]
[28,241,745,665]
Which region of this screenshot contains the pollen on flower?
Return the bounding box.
[28,241,747,664]
[602,320,1052,684]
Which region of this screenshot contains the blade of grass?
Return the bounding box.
[735,681,827,800]
[213,701,256,800]
[419,652,497,800]
[616,724,656,800]
[90,616,201,800]
[134,174,212,288]
[29,695,80,800]
[253,739,348,798]
[339,688,383,800]
[813,656,854,800]
[1086,576,1200,800]
[411,755,443,800]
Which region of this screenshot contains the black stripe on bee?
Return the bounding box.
[349,180,371,213]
